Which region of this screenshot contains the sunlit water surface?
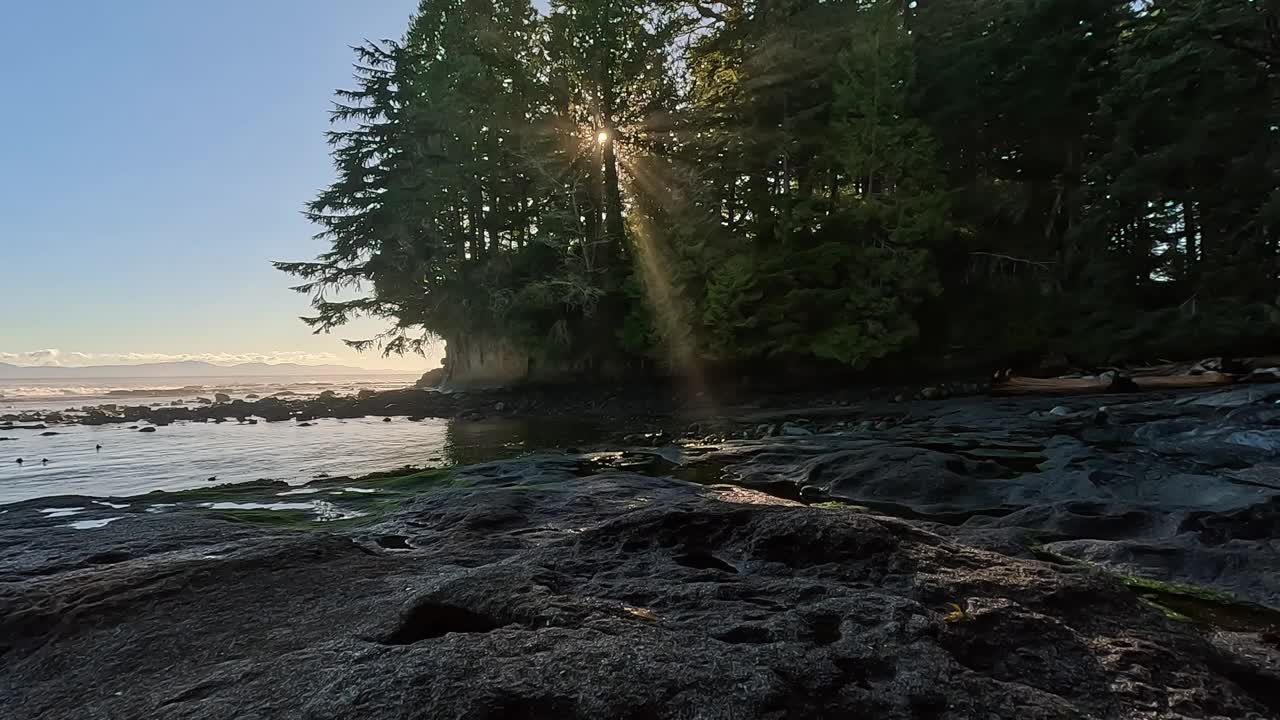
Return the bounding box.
[0,417,604,505]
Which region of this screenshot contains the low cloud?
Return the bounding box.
[0,349,344,368]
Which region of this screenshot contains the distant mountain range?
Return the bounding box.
[0,360,416,380]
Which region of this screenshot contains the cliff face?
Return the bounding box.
[441,335,540,388]
[441,335,623,388]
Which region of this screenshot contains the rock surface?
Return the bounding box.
[684,388,1280,609]
[6,387,1280,717]
[1,454,1279,718]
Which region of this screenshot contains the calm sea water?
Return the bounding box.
[0,374,608,505]
[0,415,605,505]
[0,374,420,413]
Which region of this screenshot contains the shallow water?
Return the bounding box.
[0,416,607,505]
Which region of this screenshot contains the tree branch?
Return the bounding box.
[969,252,1056,269]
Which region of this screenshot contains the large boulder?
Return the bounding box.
[415,367,446,389]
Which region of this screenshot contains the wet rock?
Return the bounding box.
[137,427,157,433]
[623,431,668,447]
[1048,405,1073,417]
[245,394,260,400]
[780,422,813,437]
[213,393,231,403]
[0,462,1272,719]
[195,397,212,405]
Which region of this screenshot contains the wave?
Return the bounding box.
[0,375,415,407]
[0,386,114,398]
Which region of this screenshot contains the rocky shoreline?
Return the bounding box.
[3,384,1280,716]
[1,377,990,431]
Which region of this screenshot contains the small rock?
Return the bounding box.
[382,417,392,423]
[1048,406,1072,417]
[214,393,231,403]
[781,422,813,437]
[245,394,260,399]
[904,614,932,635]
[138,427,157,433]
[196,397,213,405]
[298,422,314,427]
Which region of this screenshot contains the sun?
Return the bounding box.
[597,130,610,145]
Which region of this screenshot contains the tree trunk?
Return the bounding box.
[603,130,625,246]
[1183,200,1199,280]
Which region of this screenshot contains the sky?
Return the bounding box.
[0,1,440,371]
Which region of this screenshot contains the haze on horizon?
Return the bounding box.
[0,1,438,374]
[0,349,412,371]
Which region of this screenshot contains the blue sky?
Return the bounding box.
[0,1,437,370]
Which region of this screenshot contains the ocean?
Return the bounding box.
[0,374,420,412]
[0,375,599,505]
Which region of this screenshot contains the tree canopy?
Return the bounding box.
[279,0,1280,377]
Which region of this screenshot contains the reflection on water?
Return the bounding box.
[202,500,366,522]
[441,417,605,466]
[39,507,86,518]
[67,517,123,530]
[0,416,611,505]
